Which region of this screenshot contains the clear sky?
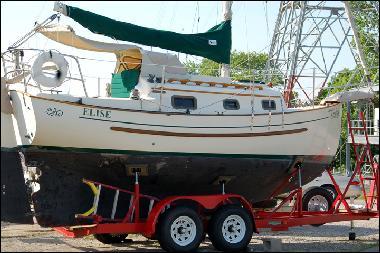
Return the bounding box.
[1,1,357,98]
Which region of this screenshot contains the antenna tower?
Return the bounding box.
[265,1,379,107]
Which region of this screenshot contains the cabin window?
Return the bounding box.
[223,99,240,110]
[262,100,276,110]
[171,96,197,110]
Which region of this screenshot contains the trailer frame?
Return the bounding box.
[54,110,378,251]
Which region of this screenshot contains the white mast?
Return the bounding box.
[221,1,232,78]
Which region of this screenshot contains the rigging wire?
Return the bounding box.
[248,3,256,129]
[244,2,250,76]
[156,2,165,28]
[196,1,200,33]
[193,87,249,112]
[264,1,270,46]
[170,2,178,30]
[204,2,216,28]
[216,1,219,25]
[191,2,197,33]
[33,2,48,27]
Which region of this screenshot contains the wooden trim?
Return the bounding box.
[151,87,280,97]
[151,89,167,94]
[81,115,328,129]
[110,126,308,137]
[167,78,264,90]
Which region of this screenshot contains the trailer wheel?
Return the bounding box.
[302,187,333,227]
[157,206,203,252]
[208,205,253,252]
[93,233,129,244]
[321,185,338,200]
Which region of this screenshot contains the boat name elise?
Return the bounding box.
[82,108,111,119]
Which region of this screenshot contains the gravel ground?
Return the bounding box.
[1,198,378,252]
[1,217,378,252]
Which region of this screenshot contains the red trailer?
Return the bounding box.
[54,111,379,252]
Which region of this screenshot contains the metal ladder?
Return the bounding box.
[347,111,379,211]
[78,174,159,223]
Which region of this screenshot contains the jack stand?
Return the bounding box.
[125,170,141,243]
[297,164,303,216]
[219,180,226,195]
[133,170,140,223]
[348,196,356,240]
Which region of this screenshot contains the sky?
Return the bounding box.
[1,1,358,98]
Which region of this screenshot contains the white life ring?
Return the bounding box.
[31,51,68,88]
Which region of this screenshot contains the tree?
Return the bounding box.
[184,50,283,85]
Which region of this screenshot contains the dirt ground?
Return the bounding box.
[1,218,379,252]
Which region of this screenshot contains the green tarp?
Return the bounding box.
[111,69,140,98]
[64,4,232,64]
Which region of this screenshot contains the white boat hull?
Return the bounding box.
[11,90,341,157]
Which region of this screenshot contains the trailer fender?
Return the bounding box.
[143,194,257,238]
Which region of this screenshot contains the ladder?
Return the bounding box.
[347,111,379,211]
[77,175,160,224]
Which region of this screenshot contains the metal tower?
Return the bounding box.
[265,1,378,107]
[340,1,379,91]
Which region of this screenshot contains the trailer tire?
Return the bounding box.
[157,206,203,252]
[94,233,129,244]
[208,205,253,252]
[321,185,338,200]
[302,187,333,227]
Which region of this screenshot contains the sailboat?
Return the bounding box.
[1,2,342,226]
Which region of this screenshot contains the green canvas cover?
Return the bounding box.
[64,4,231,64]
[111,69,140,98]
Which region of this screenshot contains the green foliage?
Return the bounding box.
[184,50,283,85]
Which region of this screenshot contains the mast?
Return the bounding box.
[221,1,232,78]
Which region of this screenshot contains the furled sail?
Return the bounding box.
[53,2,232,64]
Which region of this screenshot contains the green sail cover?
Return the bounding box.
[64,5,231,64]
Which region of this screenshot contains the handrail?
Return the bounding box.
[2,49,88,96]
[2,48,324,104]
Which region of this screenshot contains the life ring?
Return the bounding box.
[31,51,68,88]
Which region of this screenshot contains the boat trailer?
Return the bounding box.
[53,111,379,252]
